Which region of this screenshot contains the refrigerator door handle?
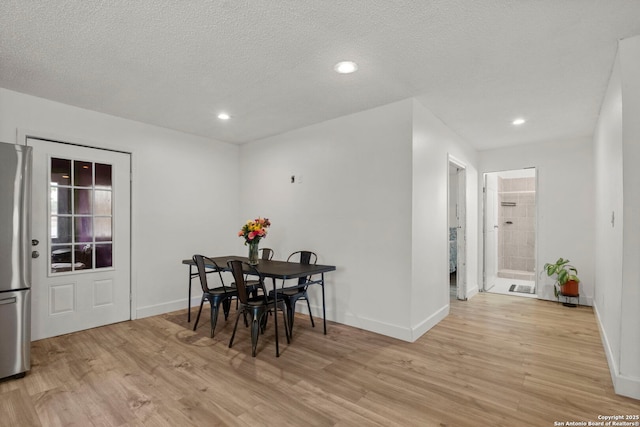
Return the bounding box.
[0,297,17,305]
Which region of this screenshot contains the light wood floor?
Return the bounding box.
[1,293,638,426]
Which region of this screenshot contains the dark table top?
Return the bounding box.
[182,255,336,280]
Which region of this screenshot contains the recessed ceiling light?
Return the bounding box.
[334,61,358,74]
[512,118,526,125]
[217,113,230,120]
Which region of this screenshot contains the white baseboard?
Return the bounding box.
[580,295,593,306]
[466,284,479,299]
[410,304,449,342]
[593,302,640,400]
[136,296,202,319]
[615,373,640,400]
[296,303,417,341]
[297,302,450,342]
[139,297,446,346]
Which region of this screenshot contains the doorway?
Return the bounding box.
[483,168,537,299]
[27,137,132,340]
[448,156,466,300]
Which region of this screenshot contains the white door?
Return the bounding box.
[483,173,499,292]
[28,137,131,340]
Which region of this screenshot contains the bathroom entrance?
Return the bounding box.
[483,168,537,298]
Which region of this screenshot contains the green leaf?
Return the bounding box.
[558,269,568,284]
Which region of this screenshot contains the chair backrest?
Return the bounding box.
[193,254,227,294]
[287,251,317,286]
[260,248,274,260]
[228,260,265,304]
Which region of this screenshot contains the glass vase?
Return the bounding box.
[248,241,259,265]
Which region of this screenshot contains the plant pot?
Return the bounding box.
[560,280,579,297]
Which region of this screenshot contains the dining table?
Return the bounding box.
[181,255,336,347]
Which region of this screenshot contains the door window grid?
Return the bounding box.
[50,157,113,274]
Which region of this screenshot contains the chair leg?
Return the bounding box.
[229,310,243,348]
[259,312,269,334]
[242,311,250,327]
[222,298,232,320]
[282,306,291,343]
[284,298,294,331]
[305,296,315,328]
[193,297,205,331]
[250,314,261,357]
[210,302,220,338]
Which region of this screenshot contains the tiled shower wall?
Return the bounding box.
[497,177,536,280]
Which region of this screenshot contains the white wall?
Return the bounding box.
[618,34,640,399]
[594,35,640,400]
[239,99,415,339]
[411,100,479,337]
[238,98,479,341]
[593,53,624,395]
[478,137,595,304]
[0,88,240,319]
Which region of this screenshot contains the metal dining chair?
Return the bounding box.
[259,248,274,260]
[230,248,273,309]
[227,260,290,357]
[269,250,317,333]
[192,255,237,338]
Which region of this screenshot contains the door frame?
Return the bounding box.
[18,129,136,322]
[448,155,467,300]
[482,172,498,292]
[482,167,538,296]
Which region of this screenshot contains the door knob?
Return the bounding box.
[32,251,40,259]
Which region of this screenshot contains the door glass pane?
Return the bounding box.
[96,244,112,268]
[50,157,114,274]
[95,217,112,242]
[74,217,93,243]
[74,161,93,187]
[51,187,72,215]
[51,245,72,273]
[74,189,92,215]
[51,216,72,243]
[95,163,112,188]
[95,190,112,215]
[75,244,93,270]
[51,158,71,185]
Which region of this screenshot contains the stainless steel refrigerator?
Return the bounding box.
[0,141,32,380]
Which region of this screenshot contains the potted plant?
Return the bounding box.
[543,257,580,298]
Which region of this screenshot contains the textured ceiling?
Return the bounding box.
[1,1,639,150]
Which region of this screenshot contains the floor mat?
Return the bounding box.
[509,284,535,294]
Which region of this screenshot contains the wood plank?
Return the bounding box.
[0,387,42,427]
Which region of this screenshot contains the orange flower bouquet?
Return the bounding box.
[238,217,271,245]
[238,217,271,264]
